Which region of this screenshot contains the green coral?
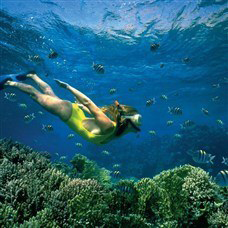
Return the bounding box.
[136,178,172,224]
[0,204,18,228]
[208,208,228,227]
[182,167,221,221]
[0,139,227,227]
[137,165,225,227]
[19,208,60,228]
[70,154,111,186]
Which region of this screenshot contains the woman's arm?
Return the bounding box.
[54,79,114,131]
[54,79,91,105]
[77,103,92,115]
[55,79,104,116]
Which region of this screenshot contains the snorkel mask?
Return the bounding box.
[114,100,141,132]
[125,114,142,132]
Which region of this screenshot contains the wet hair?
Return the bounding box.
[101,104,140,136]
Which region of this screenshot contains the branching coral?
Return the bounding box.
[70,154,111,186]
[136,165,226,227]
[136,178,172,224]
[0,139,227,227]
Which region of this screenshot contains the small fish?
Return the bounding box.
[42,124,54,132]
[150,43,160,51]
[174,134,182,139]
[24,113,35,123]
[75,143,82,147]
[180,120,195,129]
[168,107,183,115]
[101,150,110,156]
[60,156,67,161]
[48,50,58,59]
[113,164,121,169]
[212,83,220,88]
[137,81,143,86]
[128,88,135,92]
[29,55,43,63]
[173,92,179,97]
[212,96,219,102]
[109,88,116,95]
[216,119,224,126]
[201,108,209,116]
[222,157,228,166]
[187,150,215,164]
[223,77,228,84]
[116,185,134,194]
[55,152,59,157]
[215,170,228,187]
[4,92,17,102]
[182,57,190,63]
[160,63,165,68]
[160,94,168,100]
[18,103,27,109]
[38,111,44,115]
[111,170,121,178]
[67,134,75,139]
[92,62,105,74]
[146,98,156,107]
[167,120,174,126]
[149,130,156,135]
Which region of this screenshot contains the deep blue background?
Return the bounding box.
[0,0,227,178]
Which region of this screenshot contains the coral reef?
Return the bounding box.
[70,154,111,186]
[0,139,227,227]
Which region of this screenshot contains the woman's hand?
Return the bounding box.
[54,79,69,89]
[77,103,84,108]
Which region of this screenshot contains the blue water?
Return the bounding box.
[0,0,227,178]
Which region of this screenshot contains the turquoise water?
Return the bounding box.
[0,0,227,178]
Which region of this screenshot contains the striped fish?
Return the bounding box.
[48,50,58,59]
[174,134,182,139]
[150,43,160,51]
[222,157,228,166]
[113,164,121,169]
[167,120,174,126]
[149,130,156,135]
[168,106,183,115]
[146,98,156,106]
[116,185,135,194]
[111,171,121,178]
[215,170,228,187]
[160,94,168,100]
[201,108,209,116]
[212,96,219,102]
[187,150,215,164]
[180,120,195,129]
[92,62,105,74]
[216,119,224,126]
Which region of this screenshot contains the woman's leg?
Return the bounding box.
[27,73,58,97]
[5,81,72,121]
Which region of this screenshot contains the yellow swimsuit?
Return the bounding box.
[64,103,116,145]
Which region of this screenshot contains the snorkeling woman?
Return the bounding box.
[0,72,142,144]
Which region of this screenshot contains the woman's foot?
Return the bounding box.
[5,81,17,86]
[0,71,35,90]
[26,73,37,78]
